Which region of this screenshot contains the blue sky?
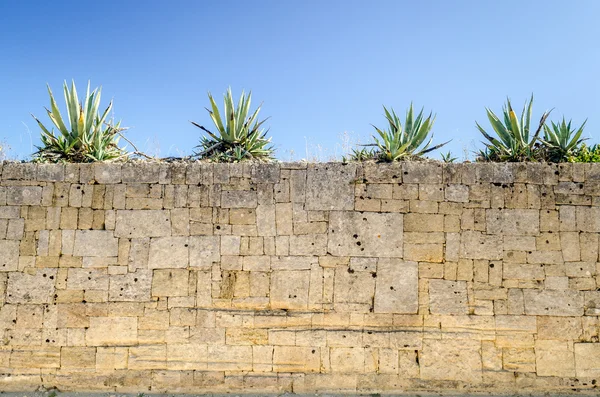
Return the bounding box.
[1,0,599,161]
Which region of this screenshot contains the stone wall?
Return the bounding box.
[1,161,600,393]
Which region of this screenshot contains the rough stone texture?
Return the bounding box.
[0,162,600,394]
[327,211,403,257]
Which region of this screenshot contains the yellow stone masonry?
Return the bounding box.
[0,162,600,393]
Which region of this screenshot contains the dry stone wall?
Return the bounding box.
[0,161,600,393]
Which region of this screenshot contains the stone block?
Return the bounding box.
[523,289,583,316]
[334,268,375,306]
[270,270,310,310]
[121,163,160,183]
[459,231,502,260]
[86,316,137,346]
[305,163,356,210]
[189,236,220,269]
[109,269,152,301]
[486,209,540,235]
[7,269,57,304]
[73,230,118,257]
[0,240,19,271]
[574,343,600,377]
[152,269,189,297]
[207,345,252,371]
[420,339,482,383]
[328,211,403,257]
[429,280,468,314]
[273,346,320,372]
[67,268,109,290]
[373,259,418,314]
[221,190,257,208]
[61,346,96,368]
[402,162,442,183]
[115,210,171,238]
[148,237,189,269]
[167,344,208,370]
[535,340,575,377]
[6,186,42,205]
[330,347,365,373]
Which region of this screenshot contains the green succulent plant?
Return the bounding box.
[192,88,274,162]
[540,117,587,162]
[441,150,457,163]
[32,81,128,163]
[368,104,449,162]
[476,95,550,162]
[567,143,600,163]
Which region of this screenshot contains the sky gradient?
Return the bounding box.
[1,0,599,161]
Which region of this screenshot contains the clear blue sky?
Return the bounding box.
[1,0,599,161]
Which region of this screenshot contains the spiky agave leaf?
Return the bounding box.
[192,88,274,162]
[32,80,128,163]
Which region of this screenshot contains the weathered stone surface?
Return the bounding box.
[574,343,600,377]
[273,346,320,372]
[270,270,310,310]
[7,269,57,303]
[0,240,19,271]
[189,236,220,269]
[535,340,575,377]
[67,268,109,290]
[374,259,418,314]
[86,316,137,346]
[305,163,356,210]
[152,269,189,297]
[420,339,482,383]
[429,280,468,314]
[221,190,257,208]
[523,290,583,316]
[328,211,403,257]
[6,186,42,205]
[109,270,152,301]
[73,230,118,257]
[114,210,171,238]
[334,267,375,306]
[459,231,502,260]
[486,209,540,235]
[148,237,189,269]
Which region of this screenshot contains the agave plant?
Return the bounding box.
[441,150,457,163]
[32,81,127,163]
[192,88,274,162]
[476,95,550,162]
[540,117,587,162]
[367,104,449,161]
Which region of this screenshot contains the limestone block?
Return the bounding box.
[121,162,160,183]
[7,269,57,304]
[404,243,444,262]
[6,186,42,206]
[334,268,375,306]
[270,270,310,310]
[10,347,61,368]
[0,240,19,271]
[420,339,482,383]
[289,234,327,256]
[72,230,118,257]
[86,316,137,346]
[535,340,575,377]
[403,213,444,232]
[402,162,442,183]
[2,162,36,180]
[189,236,220,269]
[221,190,257,208]
[61,346,96,368]
[503,348,535,372]
[167,344,208,370]
[486,209,540,235]
[429,280,468,314]
[373,259,418,314]
[305,163,356,210]
[109,269,152,301]
[152,269,189,297]
[273,346,320,372]
[328,211,402,257]
[503,263,545,280]
[67,268,109,290]
[207,345,252,371]
[93,163,121,184]
[251,163,280,183]
[148,237,189,269]
[574,343,600,377]
[445,184,469,202]
[96,347,128,370]
[256,204,276,236]
[226,328,268,345]
[576,207,600,232]
[330,347,364,373]
[114,210,171,238]
[129,345,167,370]
[523,289,583,316]
[459,231,502,260]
